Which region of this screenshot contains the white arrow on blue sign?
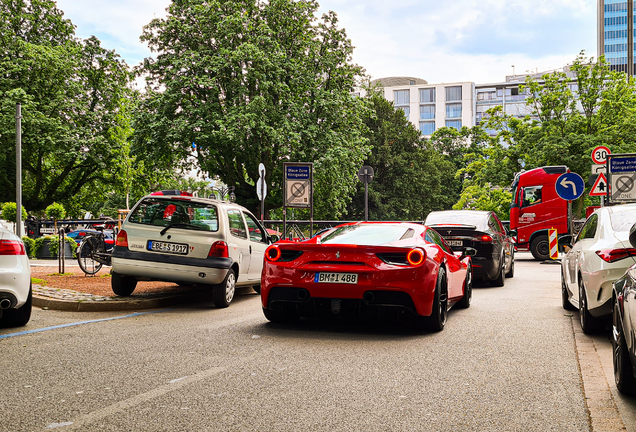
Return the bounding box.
[555,172,585,201]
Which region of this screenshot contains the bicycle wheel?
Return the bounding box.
[77,236,103,275]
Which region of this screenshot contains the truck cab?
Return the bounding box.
[510,166,570,260]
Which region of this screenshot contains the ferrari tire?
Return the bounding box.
[561,268,576,311]
[490,255,505,287]
[530,235,550,261]
[579,276,599,334]
[0,285,32,327]
[613,301,636,394]
[213,269,236,308]
[111,272,137,296]
[456,264,472,309]
[425,267,448,332]
[505,252,514,278]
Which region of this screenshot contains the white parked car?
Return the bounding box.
[111,191,272,307]
[561,203,636,334]
[0,225,32,327]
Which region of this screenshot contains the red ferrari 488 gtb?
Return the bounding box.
[261,222,475,331]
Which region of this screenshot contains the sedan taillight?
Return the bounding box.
[116,230,129,247]
[209,241,229,258]
[0,240,26,256]
[474,235,493,243]
[596,248,636,263]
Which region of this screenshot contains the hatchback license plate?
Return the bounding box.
[314,272,358,284]
[447,240,463,247]
[148,240,189,255]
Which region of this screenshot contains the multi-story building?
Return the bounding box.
[370,77,474,136]
[598,0,633,74]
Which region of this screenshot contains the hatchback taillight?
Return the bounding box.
[596,248,636,263]
[0,240,26,256]
[209,241,229,258]
[116,230,129,247]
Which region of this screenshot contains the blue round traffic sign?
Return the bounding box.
[556,172,585,201]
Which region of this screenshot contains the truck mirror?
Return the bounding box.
[629,224,636,248]
[508,230,517,237]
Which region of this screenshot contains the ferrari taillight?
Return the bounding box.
[266,246,281,262]
[596,248,636,263]
[209,241,229,258]
[0,240,26,256]
[116,230,128,247]
[407,248,426,266]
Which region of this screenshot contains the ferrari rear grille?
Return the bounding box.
[308,261,365,266]
[280,250,303,262]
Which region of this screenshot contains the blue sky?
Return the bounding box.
[55,0,597,84]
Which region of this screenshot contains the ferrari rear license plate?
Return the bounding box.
[447,240,463,247]
[147,240,189,255]
[314,272,358,284]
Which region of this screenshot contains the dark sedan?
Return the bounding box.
[66,229,114,251]
[424,210,515,287]
[611,222,636,395]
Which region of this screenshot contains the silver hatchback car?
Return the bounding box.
[111,191,272,307]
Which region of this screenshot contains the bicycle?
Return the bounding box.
[77,226,113,275]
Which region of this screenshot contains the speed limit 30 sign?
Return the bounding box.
[591,146,611,165]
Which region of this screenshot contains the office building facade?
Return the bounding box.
[598,0,634,74]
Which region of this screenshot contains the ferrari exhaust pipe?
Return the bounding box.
[363,292,374,304]
[297,289,309,301]
[0,299,11,309]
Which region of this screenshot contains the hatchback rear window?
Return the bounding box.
[127,198,219,232]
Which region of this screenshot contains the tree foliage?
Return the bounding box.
[0,0,132,211]
[136,0,370,219]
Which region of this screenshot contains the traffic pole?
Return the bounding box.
[15,103,22,238]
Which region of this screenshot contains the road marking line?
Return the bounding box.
[63,366,227,430]
[0,309,172,340]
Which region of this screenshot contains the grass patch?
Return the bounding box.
[31,277,47,286]
[47,272,74,276]
[99,273,112,278]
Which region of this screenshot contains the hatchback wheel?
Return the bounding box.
[111,272,137,296]
[214,269,236,308]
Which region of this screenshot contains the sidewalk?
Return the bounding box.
[30,259,251,312]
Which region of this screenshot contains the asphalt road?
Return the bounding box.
[0,253,634,431]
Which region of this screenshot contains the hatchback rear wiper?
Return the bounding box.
[160,223,193,236]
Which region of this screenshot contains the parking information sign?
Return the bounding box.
[284,164,311,207]
[608,154,636,202]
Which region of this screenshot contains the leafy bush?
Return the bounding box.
[22,236,36,258]
[45,203,66,220]
[33,235,77,258]
[2,202,28,221]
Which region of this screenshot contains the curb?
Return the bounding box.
[32,287,257,312]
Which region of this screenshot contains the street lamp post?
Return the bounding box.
[211,186,236,202]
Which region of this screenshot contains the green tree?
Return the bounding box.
[1,201,27,221]
[346,91,455,220]
[0,0,132,211]
[453,184,513,221]
[136,0,370,219]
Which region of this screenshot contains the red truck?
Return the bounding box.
[509,166,571,260]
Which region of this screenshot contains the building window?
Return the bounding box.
[420,121,435,135]
[394,90,410,106]
[445,120,462,130]
[409,80,415,85]
[446,103,462,119]
[445,86,462,101]
[420,105,435,120]
[420,88,435,103]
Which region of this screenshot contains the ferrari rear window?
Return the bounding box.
[320,224,410,245]
[127,198,219,232]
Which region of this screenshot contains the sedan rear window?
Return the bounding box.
[425,211,487,230]
[320,224,410,245]
[127,198,219,232]
[609,208,636,233]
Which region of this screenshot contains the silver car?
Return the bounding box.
[0,225,32,327]
[562,203,636,334]
[111,191,271,307]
